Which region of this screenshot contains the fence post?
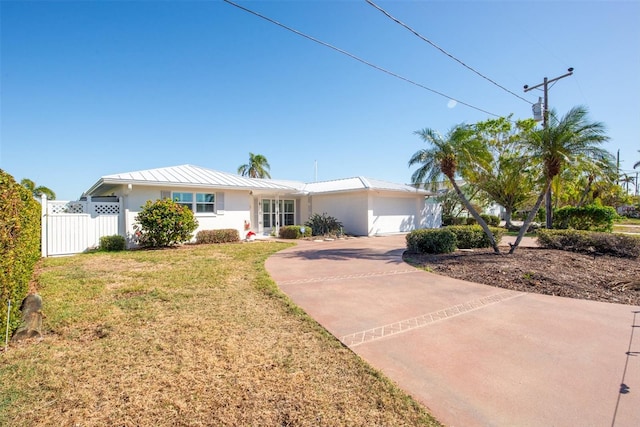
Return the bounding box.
[41,194,47,257]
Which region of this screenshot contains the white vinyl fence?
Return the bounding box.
[41,195,122,257]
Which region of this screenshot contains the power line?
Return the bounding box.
[365,0,533,105]
[222,0,501,117]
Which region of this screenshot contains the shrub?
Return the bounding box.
[278,225,313,239]
[196,229,240,244]
[305,213,343,236]
[406,229,457,254]
[537,229,640,258]
[446,225,504,249]
[99,235,126,251]
[134,199,198,247]
[1,169,41,336]
[482,214,501,227]
[553,205,618,232]
[442,214,467,226]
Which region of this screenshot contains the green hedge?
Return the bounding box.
[553,205,617,232]
[537,229,640,258]
[278,225,313,239]
[446,225,504,249]
[442,215,467,226]
[406,229,457,254]
[1,169,41,337]
[99,235,126,251]
[196,229,240,244]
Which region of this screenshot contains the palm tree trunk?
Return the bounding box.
[509,180,551,254]
[449,178,501,254]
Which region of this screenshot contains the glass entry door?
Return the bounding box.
[261,199,295,231]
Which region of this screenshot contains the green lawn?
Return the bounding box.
[1,242,440,427]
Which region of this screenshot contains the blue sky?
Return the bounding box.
[1,0,639,200]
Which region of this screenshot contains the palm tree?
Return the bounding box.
[633,150,640,170]
[510,106,609,254]
[237,152,271,179]
[409,125,501,253]
[21,178,56,200]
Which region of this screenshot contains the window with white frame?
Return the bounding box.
[172,192,216,214]
[172,192,193,211]
[196,193,215,213]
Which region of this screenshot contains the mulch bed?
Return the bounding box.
[403,247,640,306]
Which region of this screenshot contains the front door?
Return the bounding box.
[261,198,295,234]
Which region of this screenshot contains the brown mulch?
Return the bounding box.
[403,247,640,306]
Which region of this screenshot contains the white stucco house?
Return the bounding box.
[82,164,441,243]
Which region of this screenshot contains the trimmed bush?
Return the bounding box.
[196,229,240,244]
[278,225,313,239]
[134,199,198,247]
[406,229,457,254]
[99,235,126,251]
[481,214,500,227]
[1,169,41,336]
[446,225,504,249]
[305,213,343,236]
[553,205,617,232]
[442,214,467,226]
[537,229,640,258]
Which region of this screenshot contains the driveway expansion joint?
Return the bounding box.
[341,290,525,347]
[278,268,420,285]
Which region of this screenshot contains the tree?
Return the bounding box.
[21,178,56,200]
[409,125,501,253]
[634,150,640,170]
[510,106,610,254]
[470,116,538,229]
[237,152,271,179]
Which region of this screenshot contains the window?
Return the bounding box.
[196,193,215,213]
[173,192,193,211]
[172,192,216,214]
[283,200,295,226]
[262,199,295,228]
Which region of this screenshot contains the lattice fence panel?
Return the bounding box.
[93,203,120,215]
[49,202,85,214]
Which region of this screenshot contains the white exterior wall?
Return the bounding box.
[311,192,369,236]
[117,185,252,244]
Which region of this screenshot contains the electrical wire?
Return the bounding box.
[365,0,533,105]
[222,0,501,117]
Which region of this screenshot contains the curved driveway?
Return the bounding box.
[265,235,640,427]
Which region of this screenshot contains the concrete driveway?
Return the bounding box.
[265,235,640,427]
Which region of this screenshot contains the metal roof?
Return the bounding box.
[303,177,428,194]
[84,164,430,196]
[84,164,299,195]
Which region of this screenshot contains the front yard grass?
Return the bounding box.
[1,242,439,426]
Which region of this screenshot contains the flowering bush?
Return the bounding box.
[134,199,198,247]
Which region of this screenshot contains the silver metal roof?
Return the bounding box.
[85,164,429,196]
[303,177,427,194]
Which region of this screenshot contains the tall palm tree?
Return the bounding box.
[633,150,640,170]
[409,125,501,253]
[21,178,56,200]
[237,152,271,179]
[510,106,609,254]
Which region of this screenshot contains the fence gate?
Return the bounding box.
[41,195,122,257]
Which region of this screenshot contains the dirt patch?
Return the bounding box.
[404,247,640,306]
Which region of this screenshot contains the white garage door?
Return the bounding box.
[371,196,418,235]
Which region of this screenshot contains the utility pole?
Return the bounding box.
[524,67,574,229]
